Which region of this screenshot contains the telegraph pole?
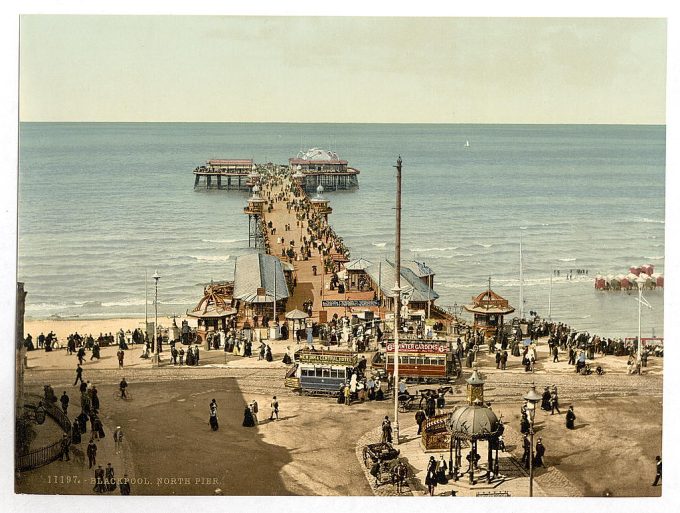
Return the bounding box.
[393,155,402,445]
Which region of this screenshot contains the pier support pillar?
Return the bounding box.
[217,175,222,190]
[194,175,200,188]
[207,175,212,188]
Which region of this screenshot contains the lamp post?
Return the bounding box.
[153,270,160,367]
[523,385,542,497]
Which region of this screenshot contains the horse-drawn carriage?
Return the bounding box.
[362,442,402,485]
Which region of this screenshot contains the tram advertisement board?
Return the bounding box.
[299,352,358,366]
[385,342,448,353]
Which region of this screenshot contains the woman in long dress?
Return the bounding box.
[242,405,255,427]
[209,400,219,431]
[566,406,576,429]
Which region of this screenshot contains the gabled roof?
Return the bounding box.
[345,258,373,271]
[233,253,289,304]
[403,260,434,278]
[364,259,439,302]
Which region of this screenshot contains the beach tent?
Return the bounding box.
[641,264,655,276]
[629,266,641,277]
[654,274,664,288]
[285,309,309,320]
[608,275,621,291]
[594,275,606,290]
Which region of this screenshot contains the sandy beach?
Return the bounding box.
[24,316,190,345]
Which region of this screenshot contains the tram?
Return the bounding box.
[285,350,358,396]
[377,338,461,384]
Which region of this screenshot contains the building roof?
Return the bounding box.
[233,253,290,304]
[207,159,254,166]
[446,405,501,440]
[345,258,373,271]
[403,260,434,278]
[364,259,439,302]
[463,289,514,315]
[291,148,346,163]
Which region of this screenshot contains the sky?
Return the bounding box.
[19,16,667,124]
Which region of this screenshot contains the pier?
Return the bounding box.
[193,149,360,192]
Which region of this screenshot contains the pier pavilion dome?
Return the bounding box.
[296,148,341,162]
[316,184,324,197]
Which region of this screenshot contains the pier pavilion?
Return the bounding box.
[362,259,439,315]
[186,281,237,344]
[194,159,254,190]
[289,148,360,192]
[232,253,290,323]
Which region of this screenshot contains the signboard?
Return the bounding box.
[299,352,358,366]
[385,342,448,353]
[322,300,380,307]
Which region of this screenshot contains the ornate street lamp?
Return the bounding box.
[523,384,542,497]
[152,270,160,367]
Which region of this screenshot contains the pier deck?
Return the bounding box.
[260,179,379,323]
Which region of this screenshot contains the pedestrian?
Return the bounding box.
[393,461,408,494]
[60,391,69,415]
[117,349,124,368]
[242,404,256,427]
[71,418,82,444]
[521,435,530,469]
[566,406,576,429]
[415,408,426,435]
[250,400,259,425]
[500,350,508,370]
[534,438,545,467]
[60,433,71,461]
[73,364,83,386]
[119,377,128,399]
[550,389,561,415]
[652,456,662,486]
[93,465,105,493]
[119,474,131,495]
[344,383,351,406]
[113,426,123,454]
[495,350,501,369]
[87,438,97,468]
[105,462,117,492]
[270,396,279,420]
[381,416,392,443]
[436,392,445,414]
[425,456,437,496]
[552,345,559,363]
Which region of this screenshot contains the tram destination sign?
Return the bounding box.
[385,342,448,353]
[322,299,380,307]
[299,352,358,366]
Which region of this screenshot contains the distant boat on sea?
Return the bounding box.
[464,139,470,148]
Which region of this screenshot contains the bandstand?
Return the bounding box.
[463,285,515,340]
[186,281,237,345]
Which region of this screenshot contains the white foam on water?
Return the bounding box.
[410,246,458,252]
[644,256,664,260]
[201,238,247,244]
[634,217,664,224]
[191,255,231,262]
[372,242,387,247]
[558,257,577,262]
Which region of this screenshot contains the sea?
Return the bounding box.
[18,123,666,339]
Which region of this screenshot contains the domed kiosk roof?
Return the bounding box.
[446,404,501,440]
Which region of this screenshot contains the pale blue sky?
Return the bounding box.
[19,16,666,123]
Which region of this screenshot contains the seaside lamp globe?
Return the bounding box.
[153,270,160,282]
[523,385,542,422]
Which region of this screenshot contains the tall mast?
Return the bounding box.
[393,155,402,445]
[519,230,524,320]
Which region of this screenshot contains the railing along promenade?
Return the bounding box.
[16,394,72,472]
